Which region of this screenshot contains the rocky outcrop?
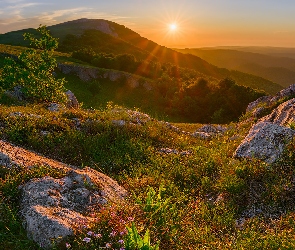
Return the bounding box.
[234,121,295,164]
[247,83,295,113]
[57,63,153,91]
[0,140,127,249]
[20,167,127,249]
[259,98,295,126]
[235,87,295,163]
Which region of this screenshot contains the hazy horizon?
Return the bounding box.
[1,0,295,48]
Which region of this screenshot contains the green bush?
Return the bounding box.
[0,25,66,103]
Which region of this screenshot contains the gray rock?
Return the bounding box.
[5,86,25,101]
[65,90,79,109]
[246,95,272,112]
[197,124,227,134]
[252,107,266,118]
[128,110,151,124]
[48,103,65,112]
[259,98,295,126]
[20,167,128,249]
[233,121,295,164]
[112,120,126,126]
[192,131,212,140]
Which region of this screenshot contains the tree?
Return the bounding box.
[0,25,66,103]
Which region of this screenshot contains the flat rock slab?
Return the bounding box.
[234,121,295,164]
[20,167,128,249]
[0,140,73,170]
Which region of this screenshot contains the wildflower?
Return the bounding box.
[106,243,112,248]
[118,239,124,244]
[110,230,117,237]
[127,217,134,221]
[94,233,102,238]
[87,231,94,236]
[82,237,91,243]
[120,248,126,250]
[65,243,71,249]
[120,229,127,236]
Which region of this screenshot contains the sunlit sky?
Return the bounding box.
[1,0,295,48]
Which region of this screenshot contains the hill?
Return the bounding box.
[175,48,295,87]
[0,18,282,95]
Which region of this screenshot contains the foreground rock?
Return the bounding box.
[0,140,127,249]
[234,121,295,164]
[235,93,295,163]
[20,167,127,249]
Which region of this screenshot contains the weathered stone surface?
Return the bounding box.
[65,90,79,109]
[192,131,212,140]
[57,63,153,91]
[260,98,295,126]
[127,110,151,124]
[20,167,127,249]
[246,95,272,112]
[0,140,73,170]
[48,103,65,112]
[197,124,227,134]
[5,86,25,101]
[234,121,295,164]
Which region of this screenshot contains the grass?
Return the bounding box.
[0,100,295,249]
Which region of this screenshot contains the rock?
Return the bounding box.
[233,121,295,164]
[112,120,126,126]
[259,98,295,126]
[9,111,23,117]
[246,95,272,112]
[5,86,25,101]
[0,139,73,170]
[20,167,128,249]
[48,103,65,112]
[159,148,179,154]
[128,110,151,124]
[65,90,79,109]
[0,152,17,168]
[197,124,227,134]
[192,132,212,140]
[40,131,50,136]
[252,107,265,118]
[270,83,295,103]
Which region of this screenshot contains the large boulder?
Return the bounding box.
[20,167,127,249]
[234,121,295,164]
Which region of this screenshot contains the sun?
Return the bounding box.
[169,23,178,31]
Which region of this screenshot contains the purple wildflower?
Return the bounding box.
[118,239,124,244]
[82,237,91,243]
[87,231,93,236]
[94,233,102,238]
[110,230,117,237]
[65,243,71,249]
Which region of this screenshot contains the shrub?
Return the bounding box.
[0,25,66,103]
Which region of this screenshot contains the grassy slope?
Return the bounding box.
[175,48,294,88]
[1,103,295,249]
[0,19,281,95]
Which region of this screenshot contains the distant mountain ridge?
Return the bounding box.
[0,18,283,94]
[175,47,295,87]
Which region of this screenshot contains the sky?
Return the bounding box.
[0,0,295,48]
